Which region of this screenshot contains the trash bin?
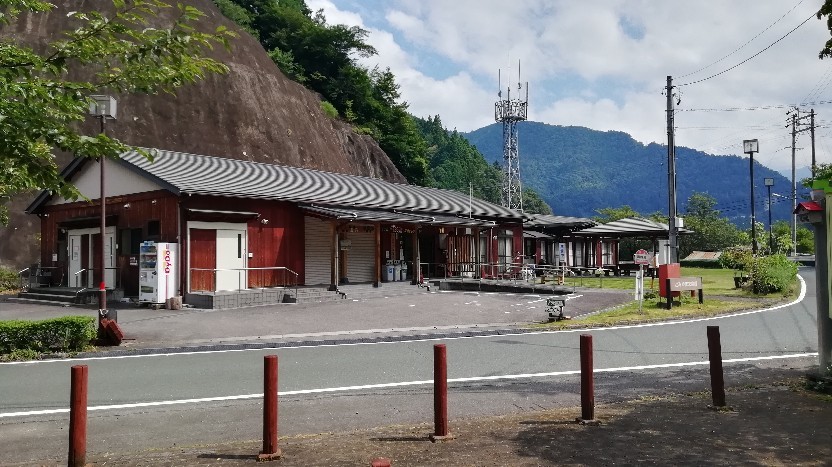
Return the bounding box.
[399,262,408,281]
[384,263,395,282]
[392,262,402,282]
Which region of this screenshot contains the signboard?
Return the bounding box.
[634,249,650,265]
[558,243,567,259]
[669,276,703,291]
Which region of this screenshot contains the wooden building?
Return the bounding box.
[26,149,525,305]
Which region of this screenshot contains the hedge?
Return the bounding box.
[0,316,96,355]
[0,266,18,292]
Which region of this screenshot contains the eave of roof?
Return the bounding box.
[121,149,523,221]
[573,217,693,237]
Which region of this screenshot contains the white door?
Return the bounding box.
[67,228,115,288]
[68,234,87,287]
[216,229,247,291]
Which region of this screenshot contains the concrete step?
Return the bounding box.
[17,292,77,303]
[7,297,73,307]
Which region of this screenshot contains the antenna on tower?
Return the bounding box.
[494,61,528,211]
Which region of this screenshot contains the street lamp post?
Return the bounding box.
[764,177,774,253]
[89,95,117,334]
[743,139,759,255]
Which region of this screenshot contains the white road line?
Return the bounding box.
[0,276,807,366]
[0,352,816,418]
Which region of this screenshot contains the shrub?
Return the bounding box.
[0,267,18,292]
[0,316,96,356]
[749,254,798,295]
[320,100,338,118]
[719,247,752,271]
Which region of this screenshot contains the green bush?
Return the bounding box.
[719,247,752,271]
[749,254,798,295]
[0,266,18,292]
[0,316,96,356]
[320,100,339,118]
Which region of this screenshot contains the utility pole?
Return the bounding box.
[666,76,678,264]
[811,108,816,178]
[791,111,797,257]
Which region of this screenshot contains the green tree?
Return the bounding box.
[593,205,641,223]
[678,193,746,258]
[0,0,233,224]
[215,0,431,184]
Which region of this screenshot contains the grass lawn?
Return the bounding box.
[550,266,796,298]
[534,266,800,329]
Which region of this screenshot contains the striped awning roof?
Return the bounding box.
[523,230,552,239]
[301,205,496,226]
[120,149,523,220]
[573,217,693,237]
[524,213,596,230]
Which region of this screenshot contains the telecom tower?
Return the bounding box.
[495,65,528,210]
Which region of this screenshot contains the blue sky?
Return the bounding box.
[309,0,831,177]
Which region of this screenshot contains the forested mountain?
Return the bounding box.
[464,122,803,223]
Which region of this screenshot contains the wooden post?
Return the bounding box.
[68,365,88,467]
[430,344,453,441]
[374,223,381,287]
[707,326,726,407]
[578,334,596,423]
[259,355,282,460]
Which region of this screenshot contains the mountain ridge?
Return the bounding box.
[463,121,803,223]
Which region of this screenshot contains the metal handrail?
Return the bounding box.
[72,267,120,289]
[189,266,299,298]
[17,267,30,291]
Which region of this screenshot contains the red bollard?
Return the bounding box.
[578,334,597,424]
[430,344,453,441]
[371,458,392,467]
[68,365,88,467]
[259,355,282,461]
[707,326,726,407]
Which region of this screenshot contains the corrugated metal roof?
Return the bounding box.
[523,230,552,239]
[682,251,722,261]
[300,205,496,226]
[574,217,692,237]
[120,149,523,220]
[524,213,596,229]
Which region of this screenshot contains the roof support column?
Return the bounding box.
[373,223,381,287]
[411,229,420,285]
[328,222,338,291]
[474,228,481,279]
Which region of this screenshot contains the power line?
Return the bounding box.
[677,0,807,79]
[681,99,832,112]
[678,13,814,87]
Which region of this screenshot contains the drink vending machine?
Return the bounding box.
[139,241,179,304]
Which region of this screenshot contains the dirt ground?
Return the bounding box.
[22,378,831,467]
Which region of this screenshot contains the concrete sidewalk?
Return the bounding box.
[0,286,632,353]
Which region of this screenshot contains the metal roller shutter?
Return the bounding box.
[346,230,375,283]
[304,217,331,285]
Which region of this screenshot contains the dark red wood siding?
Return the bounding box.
[39,190,178,290]
[183,197,306,287]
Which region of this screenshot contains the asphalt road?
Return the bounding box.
[0,269,819,464]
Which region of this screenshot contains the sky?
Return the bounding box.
[307,0,832,179]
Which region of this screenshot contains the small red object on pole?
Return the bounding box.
[259,355,282,461]
[578,334,597,424]
[68,365,88,467]
[430,344,454,441]
[707,326,726,407]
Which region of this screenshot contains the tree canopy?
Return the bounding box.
[0,0,233,223]
[212,0,429,184]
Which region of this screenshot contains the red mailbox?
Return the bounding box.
[658,263,680,298]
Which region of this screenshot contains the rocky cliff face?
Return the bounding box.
[0,0,406,268]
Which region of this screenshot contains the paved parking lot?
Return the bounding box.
[0,287,632,352]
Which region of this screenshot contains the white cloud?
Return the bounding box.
[311,0,832,174]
